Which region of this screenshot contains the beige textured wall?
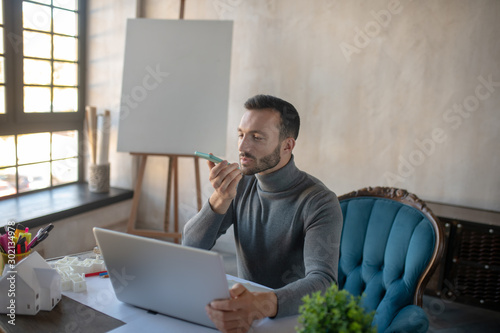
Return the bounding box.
[86,0,138,191]
[86,0,500,243]
[186,0,500,212]
[34,201,131,258]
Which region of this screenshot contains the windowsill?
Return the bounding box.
[0,183,134,229]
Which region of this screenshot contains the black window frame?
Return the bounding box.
[0,0,86,199]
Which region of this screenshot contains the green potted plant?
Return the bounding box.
[296,284,376,333]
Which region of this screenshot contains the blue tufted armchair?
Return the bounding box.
[338,187,444,333]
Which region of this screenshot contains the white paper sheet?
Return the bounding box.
[63,274,299,332]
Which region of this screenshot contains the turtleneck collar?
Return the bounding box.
[255,155,303,193]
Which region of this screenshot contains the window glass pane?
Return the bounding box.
[52,130,78,159]
[53,87,77,112]
[54,0,77,11]
[30,0,51,5]
[24,86,51,113]
[24,58,52,85]
[0,27,4,54]
[0,136,16,167]
[0,57,4,83]
[52,158,78,185]
[24,31,51,59]
[0,86,5,114]
[54,35,77,61]
[53,8,77,37]
[23,2,52,32]
[0,167,17,197]
[18,162,51,193]
[54,61,77,86]
[17,132,50,164]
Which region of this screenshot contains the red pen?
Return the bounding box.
[84,271,108,277]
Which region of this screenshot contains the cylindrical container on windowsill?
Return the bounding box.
[89,163,110,193]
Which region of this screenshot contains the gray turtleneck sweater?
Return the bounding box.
[182,157,343,318]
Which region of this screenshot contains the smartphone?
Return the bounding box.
[194,151,224,164]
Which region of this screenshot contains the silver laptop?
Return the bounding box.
[93,227,230,329]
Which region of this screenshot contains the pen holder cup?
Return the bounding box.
[1,251,32,274]
[89,163,110,193]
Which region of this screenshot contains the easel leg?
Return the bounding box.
[194,156,202,210]
[127,153,202,243]
[173,157,179,240]
[127,155,148,233]
[164,156,180,243]
[164,157,173,234]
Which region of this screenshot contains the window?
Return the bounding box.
[0,0,5,114]
[0,0,85,198]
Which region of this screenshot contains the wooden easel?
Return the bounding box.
[126,153,202,243]
[127,2,202,242]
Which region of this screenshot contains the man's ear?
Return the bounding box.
[282,137,296,153]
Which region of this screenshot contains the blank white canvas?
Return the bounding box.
[117,19,233,156]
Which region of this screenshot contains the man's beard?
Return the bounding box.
[240,142,281,175]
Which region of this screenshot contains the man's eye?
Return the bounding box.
[254,136,263,141]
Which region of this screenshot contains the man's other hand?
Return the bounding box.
[206,283,278,333]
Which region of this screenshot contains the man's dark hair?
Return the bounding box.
[244,94,300,140]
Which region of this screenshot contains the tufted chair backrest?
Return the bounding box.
[338,187,444,332]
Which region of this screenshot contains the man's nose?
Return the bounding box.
[238,135,250,152]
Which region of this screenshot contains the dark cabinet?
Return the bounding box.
[425,202,500,311]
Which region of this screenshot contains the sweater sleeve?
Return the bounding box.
[182,199,235,250]
[273,190,343,318]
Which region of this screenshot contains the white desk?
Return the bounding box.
[63,274,299,332]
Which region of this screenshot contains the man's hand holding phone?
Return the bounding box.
[195,152,242,214]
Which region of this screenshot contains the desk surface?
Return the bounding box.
[0,252,298,332]
[63,273,298,333]
[0,295,125,333]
